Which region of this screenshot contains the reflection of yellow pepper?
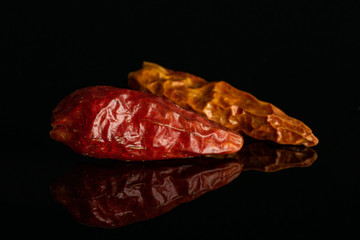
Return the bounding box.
[209,142,318,172]
[129,62,318,147]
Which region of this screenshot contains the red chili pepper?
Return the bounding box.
[50,86,243,160]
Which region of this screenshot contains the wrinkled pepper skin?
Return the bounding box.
[128,62,319,147]
[50,86,243,161]
[209,141,317,172]
[50,158,242,228]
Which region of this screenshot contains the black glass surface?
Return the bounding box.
[3,1,359,238]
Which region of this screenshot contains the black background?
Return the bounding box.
[2,1,360,238]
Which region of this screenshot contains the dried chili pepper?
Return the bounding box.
[50,86,243,161]
[50,157,242,228]
[128,62,319,147]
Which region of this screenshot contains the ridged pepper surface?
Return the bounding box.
[128,62,318,147]
[50,86,243,160]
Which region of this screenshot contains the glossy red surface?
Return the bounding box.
[50,86,243,160]
[50,158,242,228]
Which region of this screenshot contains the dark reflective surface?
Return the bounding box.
[5,1,358,237]
[50,141,317,228]
[212,141,317,172]
[50,157,241,228]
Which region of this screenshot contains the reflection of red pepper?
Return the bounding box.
[50,141,317,228]
[50,86,243,161]
[50,158,242,228]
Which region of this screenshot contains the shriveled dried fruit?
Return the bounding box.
[50,86,243,161]
[128,62,319,147]
[50,157,242,228]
